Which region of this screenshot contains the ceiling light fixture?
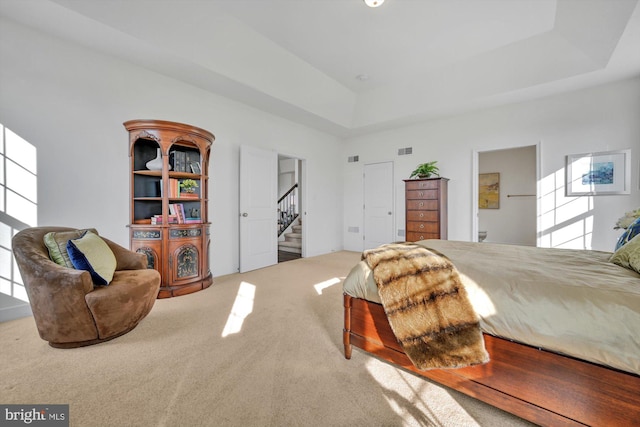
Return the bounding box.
[364,0,384,7]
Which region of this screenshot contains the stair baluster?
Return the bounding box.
[278,183,299,236]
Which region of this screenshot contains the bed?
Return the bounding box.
[342,240,640,427]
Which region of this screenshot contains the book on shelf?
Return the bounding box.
[168,178,180,198]
[185,218,202,224]
[159,177,199,199]
[158,179,182,198]
[150,215,178,225]
[170,151,188,172]
[174,203,186,224]
[186,151,200,169]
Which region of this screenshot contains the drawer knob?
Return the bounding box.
[419,213,424,218]
[419,191,424,196]
[419,235,424,240]
[419,202,424,207]
[419,224,424,229]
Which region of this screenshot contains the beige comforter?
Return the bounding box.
[343,240,640,375]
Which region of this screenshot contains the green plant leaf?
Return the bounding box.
[409,161,439,178]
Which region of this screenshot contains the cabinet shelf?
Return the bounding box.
[125,119,214,298]
[169,172,202,179]
[133,170,162,176]
[133,171,203,179]
[131,219,208,226]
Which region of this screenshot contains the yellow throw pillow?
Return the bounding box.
[66,231,116,286]
[610,233,640,274]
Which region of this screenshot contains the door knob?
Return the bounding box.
[242,213,248,217]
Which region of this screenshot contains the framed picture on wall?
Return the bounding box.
[479,172,500,209]
[565,149,631,196]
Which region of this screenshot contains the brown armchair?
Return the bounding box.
[12,226,161,348]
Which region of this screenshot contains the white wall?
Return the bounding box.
[278,157,297,197]
[478,146,537,246]
[0,18,344,277]
[2,16,639,282]
[343,77,640,252]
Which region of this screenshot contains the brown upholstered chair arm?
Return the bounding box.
[32,262,95,296]
[104,238,147,270]
[12,228,95,297]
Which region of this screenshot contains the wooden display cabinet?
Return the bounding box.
[124,119,214,298]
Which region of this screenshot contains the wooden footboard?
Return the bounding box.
[343,294,640,427]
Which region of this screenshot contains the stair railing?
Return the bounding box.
[278,183,299,236]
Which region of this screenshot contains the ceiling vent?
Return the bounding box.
[348,155,360,163]
[398,147,413,155]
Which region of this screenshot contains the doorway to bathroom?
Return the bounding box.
[475,144,538,245]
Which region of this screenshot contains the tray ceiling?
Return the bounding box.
[1,0,639,136]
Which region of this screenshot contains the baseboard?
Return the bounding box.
[0,303,33,323]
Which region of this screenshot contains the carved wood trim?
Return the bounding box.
[132,130,160,143]
[172,135,197,144]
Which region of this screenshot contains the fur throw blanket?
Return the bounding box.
[362,243,489,370]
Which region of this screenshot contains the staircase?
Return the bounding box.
[277,183,301,259]
[278,217,302,256]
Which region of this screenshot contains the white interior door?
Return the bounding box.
[240,145,278,272]
[364,162,394,250]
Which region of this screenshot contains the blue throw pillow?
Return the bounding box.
[615,216,640,251]
[66,231,116,286]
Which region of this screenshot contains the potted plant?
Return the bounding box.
[409,161,440,179]
[180,179,199,194]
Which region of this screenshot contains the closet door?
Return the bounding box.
[364,162,394,250]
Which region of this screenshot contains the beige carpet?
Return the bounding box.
[0,251,534,427]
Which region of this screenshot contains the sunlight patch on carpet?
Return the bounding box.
[221,281,255,337]
[313,277,341,295]
[364,358,480,426]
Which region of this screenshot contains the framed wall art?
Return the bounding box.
[565,149,630,196]
[479,172,500,209]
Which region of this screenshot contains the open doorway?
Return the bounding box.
[277,154,304,263]
[239,147,306,272]
[473,144,539,245]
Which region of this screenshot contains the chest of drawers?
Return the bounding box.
[404,177,448,242]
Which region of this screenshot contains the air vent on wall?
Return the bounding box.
[348,155,359,163]
[398,147,413,155]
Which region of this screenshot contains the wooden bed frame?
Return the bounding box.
[343,294,640,427]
